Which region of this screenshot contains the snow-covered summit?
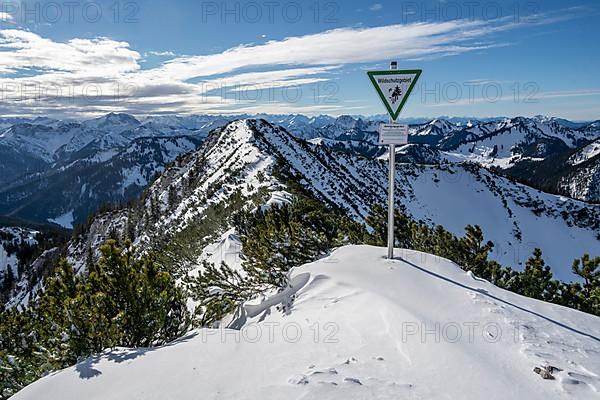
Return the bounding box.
[569,139,600,166]
[413,118,459,137]
[81,112,140,133]
[12,245,600,400]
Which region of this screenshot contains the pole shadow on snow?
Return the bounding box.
[397,257,600,343]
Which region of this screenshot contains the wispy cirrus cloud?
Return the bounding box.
[145,50,177,57]
[425,89,600,108]
[152,20,510,81]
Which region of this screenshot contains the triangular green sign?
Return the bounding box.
[367,69,422,120]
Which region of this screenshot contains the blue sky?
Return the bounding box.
[0,0,599,120]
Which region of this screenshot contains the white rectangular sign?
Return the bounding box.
[378,123,409,145]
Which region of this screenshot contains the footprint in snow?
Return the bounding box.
[288,374,309,385]
[317,381,338,386]
[557,372,599,392]
[344,377,363,385]
[563,371,600,391]
[309,368,338,376]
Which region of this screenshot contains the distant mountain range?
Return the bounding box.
[3,116,600,309]
[1,113,599,230]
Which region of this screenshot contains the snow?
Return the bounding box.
[402,166,600,279]
[0,244,18,277]
[437,117,600,170]
[121,166,148,190]
[195,229,243,275]
[0,228,39,281]
[0,227,42,307]
[413,118,458,136]
[12,245,600,400]
[0,227,38,246]
[261,190,293,211]
[161,120,278,228]
[0,228,37,280]
[48,210,75,229]
[570,140,600,166]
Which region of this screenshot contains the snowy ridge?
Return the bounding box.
[413,118,459,137]
[559,160,600,204]
[12,245,600,400]
[570,139,600,166]
[147,120,281,230]
[439,117,596,169]
[67,119,600,282]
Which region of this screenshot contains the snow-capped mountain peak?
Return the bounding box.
[82,112,141,133]
[414,118,458,137]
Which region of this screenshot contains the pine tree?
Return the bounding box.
[430,224,458,261]
[0,309,51,400]
[2,266,15,293]
[87,240,190,347]
[36,259,81,365]
[186,261,258,326]
[86,244,94,270]
[457,225,494,276]
[186,193,367,327]
[150,194,159,224]
[572,254,600,314]
[365,204,387,246]
[556,282,585,311]
[0,239,191,398]
[168,185,177,209]
[126,209,136,241]
[517,249,557,302]
[572,254,600,291]
[365,205,413,248]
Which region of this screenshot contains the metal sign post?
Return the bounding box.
[387,62,397,260]
[387,145,396,259]
[367,62,422,259]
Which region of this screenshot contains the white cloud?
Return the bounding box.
[150,19,511,82]
[146,50,176,57]
[0,12,13,22]
[369,4,383,11]
[533,89,600,100]
[0,16,565,116]
[0,29,140,76]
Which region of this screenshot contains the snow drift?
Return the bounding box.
[12,246,600,400]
